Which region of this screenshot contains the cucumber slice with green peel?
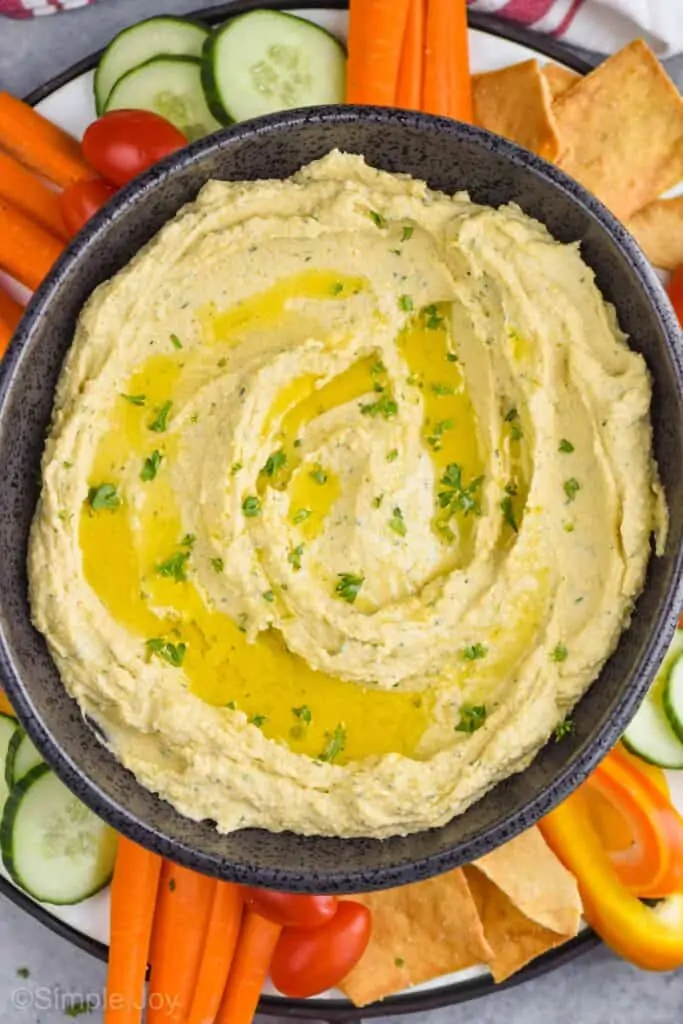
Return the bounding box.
[623,630,683,768]
[94,16,210,115]
[202,10,346,125]
[664,653,683,742]
[0,714,18,811]
[104,56,222,141]
[1,765,117,905]
[5,731,43,789]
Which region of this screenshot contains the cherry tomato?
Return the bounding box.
[81,110,188,187]
[667,265,683,325]
[243,888,338,929]
[270,900,372,997]
[58,178,117,236]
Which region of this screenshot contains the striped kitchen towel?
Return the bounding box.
[1,0,682,58]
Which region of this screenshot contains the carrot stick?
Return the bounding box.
[105,837,163,1024]
[0,151,67,239]
[0,199,63,291]
[0,284,24,356]
[346,0,412,106]
[186,883,244,1024]
[0,688,14,717]
[0,92,92,189]
[148,861,216,1024]
[396,0,425,110]
[423,0,472,121]
[216,909,282,1024]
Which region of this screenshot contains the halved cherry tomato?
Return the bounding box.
[667,265,683,325]
[270,900,371,998]
[242,889,337,929]
[58,178,117,236]
[81,110,187,187]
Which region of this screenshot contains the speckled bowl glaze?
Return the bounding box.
[0,107,682,893]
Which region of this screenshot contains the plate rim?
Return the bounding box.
[11,2,597,1018]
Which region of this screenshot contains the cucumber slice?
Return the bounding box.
[5,731,42,789]
[202,10,346,125]
[623,630,683,768]
[1,765,117,905]
[664,653,683,742]
[0,714,18,811]
[95,16,210,115]
[104,55,222,141]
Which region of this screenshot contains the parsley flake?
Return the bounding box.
[262,590,275,602]
[264,450,287,477]
[319,723,346,762]
[64,999,95,1019]
[446,352,458,362]
[371,360,387,376]
[170,333,183,350]
[360,393,398,419]
[559,438,575,453]
[372,493,384,509]
[388,507,407,537]
[146,638,186,667]
[148,400,172,433]
[423,304,445,330]
[564,478,581,502]
[368,209,387,229]
[242,495,261,517]
[438,464,484,517]
[289,544,304,571]
[249,713,268,727]
[309,464,328,485]
[330,281,344,296]
[140,449,162,482]
[211,557,224,573]
[293,705,312,725]
[156,550,190,582]
[427,419,453,451]
[456,703,487,734]
[231,462,243,475]
[551,643,569,663]
[293,508,312,524]
[121,393,146,406]
[462,642,487,661]
[399,294,414,312]
[88,483,120,511]
[401,225,414,242]
[335,573,364,604]
[501,494,518,533]
[553,715,574,741]
[431,382,455,396]
[386,448,399,462]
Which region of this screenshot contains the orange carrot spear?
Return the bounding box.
[423,0,472,121]
[346,0,412,106]
[216,909,282,1024]
[0,151,67,239]
[186,883,244,1024]
[396,0,425,110]
[0,199,63,292]
[0,92,92,189]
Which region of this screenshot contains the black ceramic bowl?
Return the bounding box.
[0,107,682,893]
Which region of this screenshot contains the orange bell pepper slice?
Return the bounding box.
[540,785,683,971]
[584,749,683,898]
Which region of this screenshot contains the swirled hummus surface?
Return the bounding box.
[29,152,667,838]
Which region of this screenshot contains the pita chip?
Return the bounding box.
[542,62,581,99]
[473,59,561,161]
[626,196,683,270]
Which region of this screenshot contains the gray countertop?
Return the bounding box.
[1,2,683,1021]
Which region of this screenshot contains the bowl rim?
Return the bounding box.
[1,105,682,891]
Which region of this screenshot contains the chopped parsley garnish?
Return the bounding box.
[504,407,519,423]
[237,613,249,633]
[289,544,304,571]
[211,557,224,573]
[156,550,190,582]
[148,400,172,433]
[371,360,386,376]
[330,281,344,295]
[559,438,575,453]
[386,448,399,462]
[551,643,569,663]
[401,225,414,241]
[462,642,488,661]
[553,715,574,741]
[146,638,186,667]
[368,209,387,228]
[395,957,406,968]
[309,464,328,485]
[140,449,162,482]
[438,463,484,517]
[231,461,242,475]
[121,393,146,406]
[455,703,487,734]
[64,999,95,1019]
[262,590,275,602]
[180,533,195,547]
[426,418,453,451]
[319,723,346,762]
[249,713,268,727]
[57,510,72,522]
[431,382,455,396]
[388,506,407,537]
[501,494,518,533]
[264,450,287,477]
[360,393,398,419]
[16,967,29,979]
[423,304,445,330]
[335,573,364,604]
[217,357,227,368]
[293,508,312,524]
[563,521,575,533]
[446,352,458,362]
[563,477,581,502]
[226,700,237,710]
[398,294,414,312]
[293,705,312,725]
[504,407,523,441]
[373,493,384,509]
[170,333,183,350]
[87,483,120,511]
[242,495,261,517]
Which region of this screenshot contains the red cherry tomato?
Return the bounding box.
[667,265,683,325]
[58,178,117,236]
[81,110,187,187]
[243,888,338,929]
[270,900,372,997]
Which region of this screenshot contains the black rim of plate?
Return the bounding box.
[11,2,598,1019]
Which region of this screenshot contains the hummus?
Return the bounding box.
[29,152,667,838]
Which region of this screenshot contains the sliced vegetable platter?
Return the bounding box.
[2,2,682,1018]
